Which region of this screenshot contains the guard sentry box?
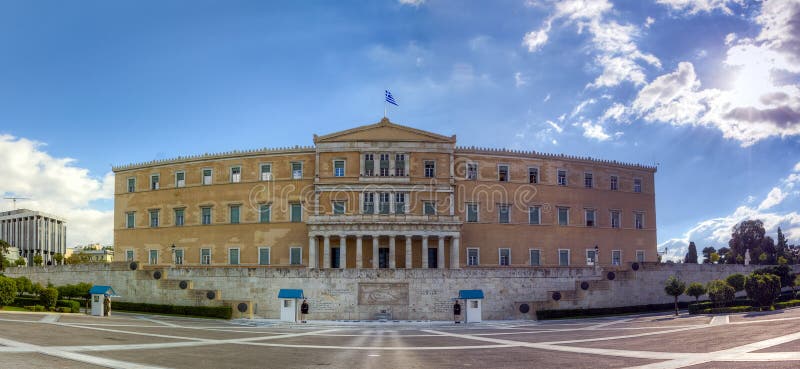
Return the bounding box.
[459,289,484,323]
[89,285,118,317]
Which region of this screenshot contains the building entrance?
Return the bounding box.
[428,248,438,268]
[379,247,390,268]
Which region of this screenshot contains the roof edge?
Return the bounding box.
[455,146,657,172]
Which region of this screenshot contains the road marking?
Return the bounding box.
[709,315,729,325]
[0,336,167,369]
[135,316,182,327]
[39,314,61,323]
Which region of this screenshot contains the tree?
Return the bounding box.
[14,276,32,296]
[729,220,767,264]
[701,247,716,264]
[717,247,731,264]
[686,282,707,302]
[664,276,686,316]
[39,287,59,309]
[684,242,698,264]
[707,279,735,308]
[710,252,720,264]
[745,273,781,309]
[777,227,789,260]
[754,265,795,290]
[0,239,10,272]
[0,276,18,307]
[53,253,63,265]
[33,254,43,266]
[15,257,25,267]
[725,273,746,292]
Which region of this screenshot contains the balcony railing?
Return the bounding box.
[308,214,461,224]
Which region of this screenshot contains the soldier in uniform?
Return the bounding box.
[103,294,111,316]
[453,301,461,324]
[300,299,309,323]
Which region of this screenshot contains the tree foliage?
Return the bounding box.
[707,279,735,308]
[701,247,716,264]
[728,220,775,264]
[753,265,795,289]
[0,239,10,271]
[15,257,26,267]
[53,253,63,265]
[725,273,746,292]
[39,287,59,308]
[56,282,93,300]
[684,242,698,264]
[14,276,32,296]
[33,254,43,266]
[745,273,781,308]
[0,276,18,307]
[685,282,707,302]
[664,275,686,315]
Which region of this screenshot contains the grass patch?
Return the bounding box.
[1,306,29,312]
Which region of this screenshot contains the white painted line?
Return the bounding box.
[0,336,166,369]
[136,316,182,327]
[38,314,62,323]
[709,315,729,325]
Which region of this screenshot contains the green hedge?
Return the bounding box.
[56,299,81,313]
[11,297,40,307]
[112,301,232,319]
[536,302,691,320]
[694,306,758,314]
[774,300,800,309]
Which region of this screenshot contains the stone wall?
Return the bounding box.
[5,263,798,320]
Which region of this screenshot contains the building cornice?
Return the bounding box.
[455,146,657,172]
[112,146,316,172]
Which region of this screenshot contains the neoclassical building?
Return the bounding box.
[113,118,656,269]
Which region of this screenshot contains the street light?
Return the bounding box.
[594,245,599,272]
[171,244,176,267]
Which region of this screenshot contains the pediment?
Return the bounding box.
[314,118,456,144]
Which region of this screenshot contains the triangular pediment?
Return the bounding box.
[314,118,456,144]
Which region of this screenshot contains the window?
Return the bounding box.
[175,171,185,188]
[586,249,597,265]
[529,167,539,184]
[290,247,302,265]
[259,204,271,223]
[529,206,541,225]
[259,247,271,265]
[498,165,509,182]
[126,212,135,229]
[467,203,479,222]
[363,193,375,214]
[530,249,541,266]
[557,169,567,186]
[585,209,596,227]
[291,162,303,179]
[635,212,644,229]
[150,174,160,190]
[333,201,346,215]
[498,204,510,224]
[467,163,477,180]
[584,172,593,188]
[378,192,390,214]
[149,210,159,228]
[424,201,436,216]
[395,154,406,176]
[395,193,406,214]
[467,248,479,266]
[499,248,510,266]
[379,154,390,176]
[174,209,185,227]
[334,160,345,177]
[201,207,212,225]
[636,250,645,262]
[290,203,302,222]
[260,164,272,181]
[610,175,618,191]
[558,207,569,226]
[230,205,240,224]
[175,249,184,265]
[364,154,374,176]
[126,250,134,261]
[229,248,240,265]
[200,248,211,265]
[202,169,212,185]
[559,249,570,266]
[612,250,621,265]
[611,210,620,229]
[634,178,642,193]
[424,160,435,178]
[127,177,136,193]
[149,250,158,265]
[230,166,241,183]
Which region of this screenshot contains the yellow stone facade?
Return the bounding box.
[113,118,656,269]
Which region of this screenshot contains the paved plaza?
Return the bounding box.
[0,308,799,368]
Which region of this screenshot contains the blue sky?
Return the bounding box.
[1,0,799,260]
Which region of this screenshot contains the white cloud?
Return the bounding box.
[522,21,551,52]
[794,162,800,172]
[725,33,737,45]
[398,0,425,7]
[757,187,787,211]
[514,72,529,88]
[656,0,743,15]
[546,120,564,133]
[600,102,627,123]
[581,120,611,141]
[0,134,114,247]
[644,16,655,28]
[571,98,596,118]
[469,35,491,51]
[543,93,551,102]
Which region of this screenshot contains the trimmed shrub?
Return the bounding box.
[725,273,745,292]
[707,279,735,308]
[774,300,800,309]
[24,305,45,312]
[664,276,686,316]
[685,282,707,302]
[745,272,781,308]
[535,302,692,320]
[39,287,59,309]
[56,299,80,313]
[11,297,39,307]
[0,276,19,307]
[112,301,232,319]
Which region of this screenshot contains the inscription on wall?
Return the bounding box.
[433,300,453,313]
[358,283,409,305]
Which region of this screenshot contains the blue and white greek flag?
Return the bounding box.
[385,90,398,106]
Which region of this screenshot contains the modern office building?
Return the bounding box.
[0,209,67,265]
[113,118,656,269]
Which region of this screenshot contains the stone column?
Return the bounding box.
[405,236,412,269]
[437,236,445,269]
[389,235,396,269]
[450,236,460,269]
[372,236,379,269]
[339,235,347,269]
[356,236,363,269]
[422,236,429,269]
[308,236,317,269]
[323,235,331,269]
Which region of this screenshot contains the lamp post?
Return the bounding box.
[594,245,599,273]
[171,244,176,267]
